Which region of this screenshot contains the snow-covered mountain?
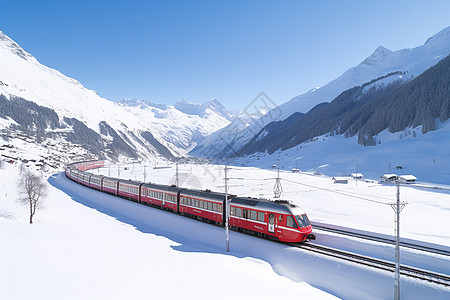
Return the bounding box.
[117,98,232,153]
[0,30,232,166]
[192,26,450,158]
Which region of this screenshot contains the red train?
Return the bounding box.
[65,160,315,243]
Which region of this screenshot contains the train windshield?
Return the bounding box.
[295,214,311,228]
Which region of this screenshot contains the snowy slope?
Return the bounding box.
[117,98,232,154]
[192,26,450,158]
[279,26,450,117]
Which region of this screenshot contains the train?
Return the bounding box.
[65,160,316,243]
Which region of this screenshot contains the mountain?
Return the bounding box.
[237,53,450,156]
[0,30,231,167]
[117,98,232,153]
[192,26,450,158]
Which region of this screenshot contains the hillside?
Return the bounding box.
[238,54,450,155]
[0,31,232,167]
[191,26,450,158]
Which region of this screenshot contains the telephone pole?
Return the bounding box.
[175,163,179,187]
[224,165,230,252]
[273,165,283,198]
[143,164,147,182]
[390,178,407,300]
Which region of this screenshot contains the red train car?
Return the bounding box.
[102,177,120,195]
[179,189,234,225]
[229,197,315,243]
[118,180,142,202]
[140,183,184,212]
[89,174,104,191]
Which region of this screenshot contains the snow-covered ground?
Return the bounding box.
[0,159,444,299]
[1,161,449,299]
[0,163,334,299]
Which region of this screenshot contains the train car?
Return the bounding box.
[140,183,184,212]
[179,189,234,225]
[102,177,121,195]
[79,172,92,187]
[75,160,105,171]
[70,169,83,184]
[118,180,142,202]
[89,174,104,191]
[229,197,315,243]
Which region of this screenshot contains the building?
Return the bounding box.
[398,175,417,184]
[380,174,397,182]
[332,177,349,184]
[349,173,363,179]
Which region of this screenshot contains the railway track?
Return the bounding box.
[292,243,450,287]
[312,224,450,257]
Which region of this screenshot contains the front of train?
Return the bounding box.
[289,206,316,242]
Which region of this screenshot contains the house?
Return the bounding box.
[380,174,397,182]
[332,177,349,184]
[398,175,417,184]
[349,173,363,179]
[291,168,300,173]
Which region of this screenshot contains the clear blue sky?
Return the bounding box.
[1,0,450,110]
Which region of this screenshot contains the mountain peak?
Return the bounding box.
[361,45,392,66]
[0,31,33,61]
[174,98,232,120]
[424,26,450,46]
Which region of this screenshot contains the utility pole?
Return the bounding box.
[356,163,359,187]
[273,165,283,198]
[390,178,407,300]
[117,164,120,177]
[224,164,230,252]
[143,164,147,182]
[175,163,179,187]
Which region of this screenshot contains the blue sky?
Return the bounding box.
[1,0,450,110]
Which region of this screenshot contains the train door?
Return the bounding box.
[268,213,275,234]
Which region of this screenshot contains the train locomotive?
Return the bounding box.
[65,160,316,243]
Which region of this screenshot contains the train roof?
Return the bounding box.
[142,182,184,193]
[180,188,235,201]
[230,197,306,215]
[102,176,121,183]
[119,179,143,186]
[89,174,104,180]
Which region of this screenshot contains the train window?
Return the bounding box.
[243,209,248,219]
[250,210,257,220]
[258,212,264,222]
[279,215,283,222]
[230,207,235,215]
[208,202,212,211]
[218,204,222,212]
[213,203,217,211]
[286,216,298,228]
[295,214,311,228]
[203,201,207,209]
[236,207,242,217]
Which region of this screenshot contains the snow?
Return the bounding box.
[230,117,450,185]
[0,163,335,299]
[117,99,231,154]
[1,157,450,299]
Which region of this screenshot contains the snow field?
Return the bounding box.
[0,163,336,299]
